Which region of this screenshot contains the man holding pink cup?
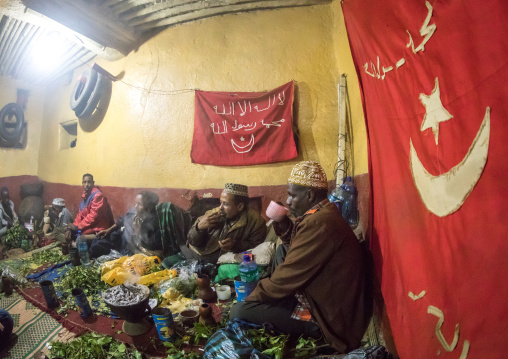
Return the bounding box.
[230,161,371,354]
[265,201,289,224]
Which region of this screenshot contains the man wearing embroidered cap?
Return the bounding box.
[185,183,266,264]
[43,198,75,242]
[231,161,371,354]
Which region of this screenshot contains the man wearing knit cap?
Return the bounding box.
[185,183,267,264]
[43,198,75,242]
[230,161,371,354]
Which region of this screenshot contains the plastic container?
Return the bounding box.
[239,255,258,283]
[328,186,345,212]
[76,231,90,266]
[216,285,232,300]
[341,176,359,228]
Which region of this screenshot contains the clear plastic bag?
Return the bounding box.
[94,249,124,266]
[1,266,28,286]
[171,259,218,283]
[0,259,24,273]
[158,275,196,299]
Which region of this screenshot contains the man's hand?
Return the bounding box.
[96,229,109,238]
[197,212,222,231]
[64,230,72,242]
[273,216,292,243]
[66,224,77,231]
[219,237,236,252]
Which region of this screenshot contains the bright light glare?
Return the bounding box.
[29,31,69,75]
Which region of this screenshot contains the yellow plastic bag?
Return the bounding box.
[101,267,137,286]
[138,269,177,286]
[122,254,161,276]
[101,256,128,276]
[101,254,162,285]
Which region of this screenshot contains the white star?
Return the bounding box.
[240,136,245,141]
[419,77,453,145]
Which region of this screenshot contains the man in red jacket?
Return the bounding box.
[65,174,114,243]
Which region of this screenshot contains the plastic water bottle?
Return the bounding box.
[328,186,346,212]
[76,231,90,266]
[239,255,258,282]
[341,176,359,228]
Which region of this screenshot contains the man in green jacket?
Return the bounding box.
[230,161,371,354]
[184,183,267,264]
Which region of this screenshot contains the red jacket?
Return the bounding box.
[73,187,114,234]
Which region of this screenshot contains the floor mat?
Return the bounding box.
[0,292,75,359]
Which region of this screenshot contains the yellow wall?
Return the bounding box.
[6,1,368,190]
[331,3,368,177]
[0,78,44,177]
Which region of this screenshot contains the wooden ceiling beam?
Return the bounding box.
[133,0,331,30]
[22,0,139,54]
[121,0,199,21]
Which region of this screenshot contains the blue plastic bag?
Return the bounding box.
[203,319,272,359]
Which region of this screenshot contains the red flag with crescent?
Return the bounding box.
[191,82,297,166]
[342,0,508,357]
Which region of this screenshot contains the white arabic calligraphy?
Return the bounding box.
[261,119,285,128]
[362,1,436,80]
[213,91,286,116]
[232,121,257,132]
[363,56,396,80]
[237,100,252,116]
[407,1,436,54]
[210,121,228,135]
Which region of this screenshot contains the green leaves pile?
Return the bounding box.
[293,336,319,357]
[54,265,109,313]
[55,265,107,298]
[162,322,216,359]
[29,248,68,266]
[2,224,31,251]
[164,340,202,359]
[192,322,216,345]
[16,248,68,276]
[246,328,288,359]
[48,332,142,359]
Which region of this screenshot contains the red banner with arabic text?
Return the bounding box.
[342,0,508,358]
[191,82,297,166]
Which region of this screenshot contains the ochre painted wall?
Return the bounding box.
[35,2,367,189]
[0,78,44,177]
[1,1,369,222]
[331,3,368,178]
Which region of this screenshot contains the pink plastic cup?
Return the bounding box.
[266,201,289,222]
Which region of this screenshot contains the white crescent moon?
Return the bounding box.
[231,134,255,153]
[410,107,490,217]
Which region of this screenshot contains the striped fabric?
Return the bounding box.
[0,292,74,358]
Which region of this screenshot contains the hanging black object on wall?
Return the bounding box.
[70,68,98,114]
[0,103,25,147]
[70,68,111,120]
